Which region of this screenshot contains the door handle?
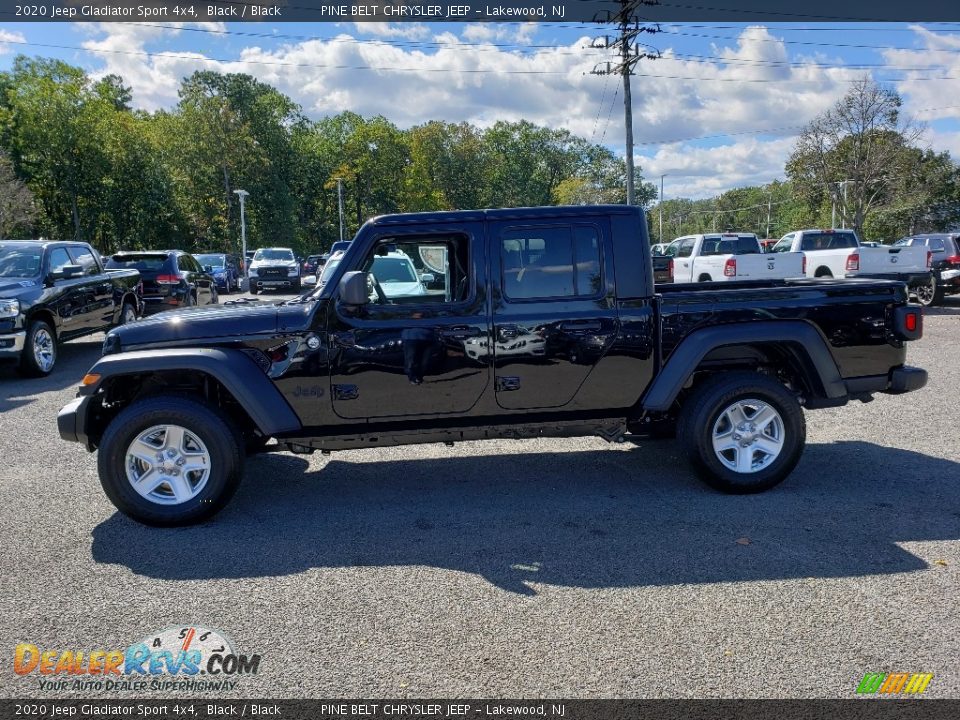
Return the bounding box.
[560,320,602,332]
[498,325,521,341]
[440,326,481,340]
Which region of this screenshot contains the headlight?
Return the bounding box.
[102,332,121,356]
[288,267,298,276]
[248,268,258,277]
[0,299,20,319]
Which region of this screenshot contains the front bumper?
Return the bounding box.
[0,330,26,358]
[253,278,300,289]
[58,395,94,450]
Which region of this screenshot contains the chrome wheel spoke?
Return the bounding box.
[164,426,186,453]
[712,398,786,474]
[754,435,783,456]
[131,468,164,496]
[125,424,211,506]
[751,404,779,431]
[736,448,755,473]
[167,475,193,503]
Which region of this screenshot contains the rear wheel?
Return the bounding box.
[814,267,833,278]
[249,284,259,295]
[119,301,138,326]
[183,291,195,307]
[678,371,805,494]
[18,319,57,377]
[96,396,244,526]
[698,274,712,282]
[914,273,943,307]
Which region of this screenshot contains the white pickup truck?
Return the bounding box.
[657,233,805,284]
[771,229,931,296]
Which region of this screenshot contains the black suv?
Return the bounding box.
[894,234,960,305]
[105,251,218,315]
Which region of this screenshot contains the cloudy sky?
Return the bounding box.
[1,19,959,199]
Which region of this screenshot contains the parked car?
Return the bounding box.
[302,254,324,277]
[248,247,301,294]
[893,233,960,305]
[0,240,140,376]
[194,253,241,294]
[60,205,926,526]
[654,233,804,284]
[772,230,931,298]
[105,250,218,315]
[650,243,670,256]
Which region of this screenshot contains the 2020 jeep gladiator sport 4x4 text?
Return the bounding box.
[58,206,927,525]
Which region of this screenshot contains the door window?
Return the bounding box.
[68,246,101,276]
[676,238,696,258]
[500,225,601,300]
[358,234,471,305]
[48,248,72,274]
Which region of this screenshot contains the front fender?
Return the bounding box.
[76,347,302,437]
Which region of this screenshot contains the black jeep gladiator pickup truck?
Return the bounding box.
[57,206,926,526]
[1,240,141,376]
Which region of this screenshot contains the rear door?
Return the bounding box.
[671,237,697,282]
[489,216,618,410]
[68,244,113,330]
[328,223,489,420]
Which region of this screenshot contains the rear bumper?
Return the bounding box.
[0,331,26,358]
[938,268,960,288]
[58,395,94,450]
[845,270,932,287]
[844,366,928,396]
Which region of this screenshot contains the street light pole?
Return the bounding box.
[659,174,666,244]
[234,189,249,289]
[336,178,345,243]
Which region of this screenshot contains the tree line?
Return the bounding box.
[0,55,653,256]
[1,59,956,254]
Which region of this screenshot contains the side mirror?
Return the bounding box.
[50,264,83,281]
[338,271,369,305]
[420,273,435,284]
[303,275,317,287]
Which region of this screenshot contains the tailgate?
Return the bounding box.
[857,246,928,273]
[732,252,804,279]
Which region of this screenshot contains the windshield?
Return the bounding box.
[319,257,342,283]
[0,244,43,278]
[107,254,169,271]
[371,257,417,283]
[893,238,915,247]
[195,254,226,268]
[254,249,294,262]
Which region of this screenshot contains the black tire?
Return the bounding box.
[210,287,219,305]
[814,267,833,278]
[249,284,259,295]
[183,291,195,307]
[118,301,138,326]
[677,371,806,494]
[914,273,944,307]
[97,395,244,526]
[698,274,712,282]
[18,319,57,377]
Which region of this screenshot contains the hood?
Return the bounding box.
[0,278,41,299]
[109,300,299,349]
[380,280,425,296]
[251,258,297,267]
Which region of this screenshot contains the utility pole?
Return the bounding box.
[766,192,772,237]
[233,189,249,289]
[590,2,660,205]
[336,178,345,243]
[659,173,666,243]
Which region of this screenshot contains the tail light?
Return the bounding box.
[926,250,932,268]
[846,253,860,271]
[668,258,674,281]
[724,258,737,277]
[894,306,923,340]
[801,255,807,275]
[945,255,960,267]
[156,274,179,285]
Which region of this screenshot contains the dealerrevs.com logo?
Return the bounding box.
[856,672,934,695]
[14,626,261,692]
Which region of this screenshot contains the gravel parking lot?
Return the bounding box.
[1,293,958,699]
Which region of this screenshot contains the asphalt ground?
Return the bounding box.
[0,292,958,699]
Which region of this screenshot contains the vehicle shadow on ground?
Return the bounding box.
[91,440,960,594]
[0,338,101,412]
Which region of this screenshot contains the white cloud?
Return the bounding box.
[73,23,960,198]
[883,26,960,122]
[0,29,27,55]
[351,22,429,39]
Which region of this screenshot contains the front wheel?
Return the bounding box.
[249,283,259,295]
[678,371,805,494]
[19,319,57,377]
[96,396,244,526]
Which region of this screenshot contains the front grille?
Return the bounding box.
[259,266,288,278]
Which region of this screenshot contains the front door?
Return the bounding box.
[328,224,490,420]
[490,217,618,410]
